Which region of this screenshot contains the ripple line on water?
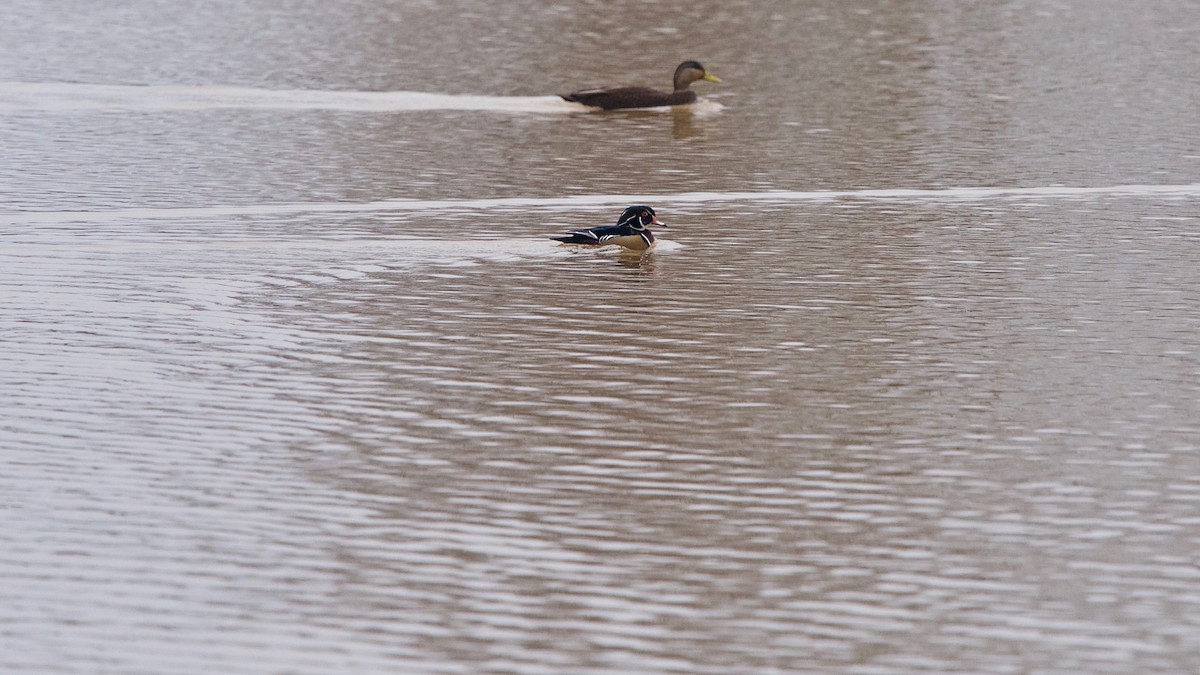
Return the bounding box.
[7,183,1198,224]
[0,81,588,113]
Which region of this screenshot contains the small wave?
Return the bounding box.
[1,236,569,257]
[2,237,682,263]
[0,81,590,113]
[7,184,1199,225]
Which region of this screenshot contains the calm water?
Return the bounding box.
[3,1,1200,673]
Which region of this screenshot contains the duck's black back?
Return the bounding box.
[561,87,697,110]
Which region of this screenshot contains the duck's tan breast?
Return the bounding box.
[603,233,653,251]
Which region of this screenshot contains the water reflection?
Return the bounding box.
[615,250,660,273]
[671,107,704,139]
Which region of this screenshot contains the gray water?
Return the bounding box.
[3,1,1200,673]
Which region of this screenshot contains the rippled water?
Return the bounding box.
[4,1,1200,673]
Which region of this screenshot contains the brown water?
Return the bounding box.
[3,1,1200,673]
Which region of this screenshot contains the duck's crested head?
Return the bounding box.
[673,60,721,91]
[617,205,665,230]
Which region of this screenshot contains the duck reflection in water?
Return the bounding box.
[615,250,658,273]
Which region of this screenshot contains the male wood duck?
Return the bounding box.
[561,61,721,110]
[551,205,666,251]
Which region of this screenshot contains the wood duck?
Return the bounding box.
[551,205,666,251]
[561,61,721,110]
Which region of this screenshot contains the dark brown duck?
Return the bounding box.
[561,60,721,111]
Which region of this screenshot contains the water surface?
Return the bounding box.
[3,1,1200,673]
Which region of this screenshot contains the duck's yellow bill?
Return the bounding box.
[703,72,722,83]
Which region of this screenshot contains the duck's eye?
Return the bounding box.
[641,211,650,218]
